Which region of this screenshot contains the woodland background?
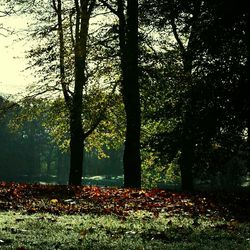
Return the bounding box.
[0,0,249,192]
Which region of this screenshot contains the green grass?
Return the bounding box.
[0,211,249,249]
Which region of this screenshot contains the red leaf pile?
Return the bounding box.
[0,182,249,221]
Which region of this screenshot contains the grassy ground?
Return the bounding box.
[0,183,249,249]
[0,211,249,250]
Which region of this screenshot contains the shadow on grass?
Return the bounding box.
[0,211,249,250]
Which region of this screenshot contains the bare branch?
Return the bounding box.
[52,0,58,12]
[170,16,186,55]
[74,0,80,40]
[88,0,96,16]
[99,0,118,16]
[83,80,119,139]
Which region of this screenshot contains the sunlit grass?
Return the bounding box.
[0,211,249,249]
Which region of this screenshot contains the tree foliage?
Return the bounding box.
[139,0,249,190]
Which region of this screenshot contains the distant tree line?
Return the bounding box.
[0,97,123,183]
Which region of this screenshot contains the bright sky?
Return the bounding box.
[0,15,33,97]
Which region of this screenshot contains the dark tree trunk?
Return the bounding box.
[169,3,201,191]
[123,80,141,188]
[68,115,84,185]
[68,49,85,185]
[246,7,250,174]
[179,134,194,191]
[51,0,98,185]
[118,0,141,188]
[68,1,88,185]
[179,74,195,191]
[53,0,85,185]
[179,96,195,191]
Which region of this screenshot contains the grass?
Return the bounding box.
[0,211,249,250]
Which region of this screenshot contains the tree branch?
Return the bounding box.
[99,0,119,16]
[69,8,75,47]
[88,0,96,16]
[83,81,119,139]
[74,0,80,40]
[170,16,186,55]
[52,0,58,12]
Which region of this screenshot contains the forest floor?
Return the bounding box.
[0,182,249,249]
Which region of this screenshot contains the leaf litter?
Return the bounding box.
[0,182,249,223]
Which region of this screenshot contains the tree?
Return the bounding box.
[50,0,96,185]
[100,0,141,188]
[247,5,250,173]
[118,0,141,188]
[4,0,140,187]
[141,0,204,190]
[140,0,249,190]
[24,0,125,185]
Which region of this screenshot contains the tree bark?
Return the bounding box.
[118,0,141,188]
[170,3,201,191]
[54,0,96,185]
[179,133,194,191]
[246,6,250,174]
[68,115,84,185]
[68,0,89,185]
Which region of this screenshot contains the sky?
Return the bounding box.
[0,14,33,97]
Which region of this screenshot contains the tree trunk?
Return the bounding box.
[68,36,86,185]
[53,0,84,185]
[68,114,84,185]
[118,0,141,188]
[178,58,195,191]
[246,7,250,174]
[179,135,194,191]
[169,3,201,191]
[68,0,92,185]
